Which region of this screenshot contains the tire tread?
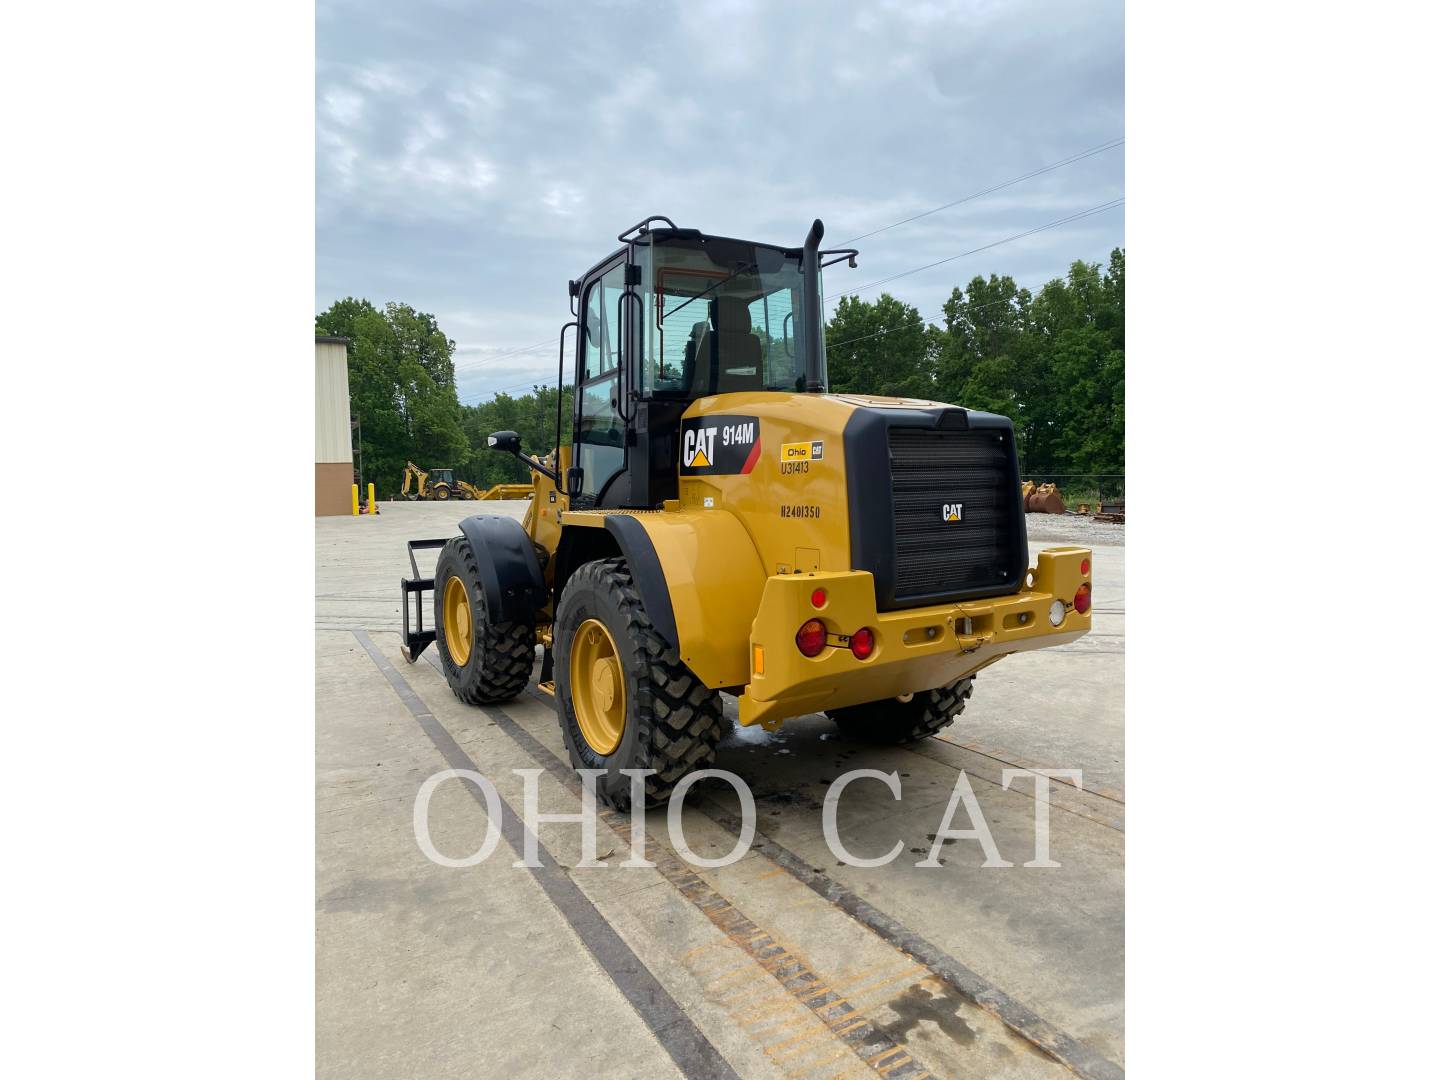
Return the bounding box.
[826,679,974,744]
[557,557,722,809]
[436,536,534,705]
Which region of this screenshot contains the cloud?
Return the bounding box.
[317,0,1124,399]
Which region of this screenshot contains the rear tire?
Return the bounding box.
[554,557,723,810]
[433,483,452,501]
[826,679,974,744]
[434,536,534,704]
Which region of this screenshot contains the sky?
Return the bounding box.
[316,0,1124,405]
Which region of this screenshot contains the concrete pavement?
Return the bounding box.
[316,500,1124,1078]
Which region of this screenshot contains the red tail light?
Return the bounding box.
[1074,583,1092,614]
[810,587,827,608]
[850,627,875,660]
[796,619,826,657]
[1080,557,1091,576]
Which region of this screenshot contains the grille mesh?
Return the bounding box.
[887,427,1020,600]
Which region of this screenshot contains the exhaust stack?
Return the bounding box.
[802,218,825,393]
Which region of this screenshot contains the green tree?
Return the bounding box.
[934,274,1034,425]
[459,384,574,487]
[1024,251,1125,478]
[324,250,1124,499]
[825,294,937,398]
[315,299,469,494]
[926,251,1125,483]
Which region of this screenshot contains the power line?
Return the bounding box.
[449,139,1122,375]
[824,198,1124,308]
[455,196,1123,404]
[835,137,1124,246]
[452,333,558,373]
[458,373,561,404]
[825,302,987,353]
[451,142,1122,378]
[825,279,1053,353]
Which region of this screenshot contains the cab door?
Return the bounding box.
[574,259,630,503]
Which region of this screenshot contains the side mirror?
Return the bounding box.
[566,466,584,499]
[484,429,562,486]
[487,430,521,455]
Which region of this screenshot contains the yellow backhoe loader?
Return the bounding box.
[401,462,457,501]
[401,216,1091,809]
[403,463,532,502]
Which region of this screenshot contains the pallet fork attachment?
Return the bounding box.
[400,538,449,663]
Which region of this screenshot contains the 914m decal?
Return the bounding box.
[680,414,762,475]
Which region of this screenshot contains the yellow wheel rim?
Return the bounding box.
[442,575,473,667]
[570,618,625,756]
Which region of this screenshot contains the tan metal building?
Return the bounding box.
[315,336,354,516]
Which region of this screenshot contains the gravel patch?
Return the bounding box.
[1025,512,1126,547]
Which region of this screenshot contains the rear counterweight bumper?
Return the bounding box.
[737,546,1093,729]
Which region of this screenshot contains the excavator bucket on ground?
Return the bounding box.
[1023,481,1067,514]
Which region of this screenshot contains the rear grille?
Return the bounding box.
[887,427,1021,601]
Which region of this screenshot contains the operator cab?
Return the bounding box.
[564,217,856,509]
[430,468,455,487]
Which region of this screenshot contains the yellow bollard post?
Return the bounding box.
[367,483,376,514]
[351,484,360,516]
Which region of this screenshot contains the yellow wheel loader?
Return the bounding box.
[455,480,534,501]
[401,216,1092,808]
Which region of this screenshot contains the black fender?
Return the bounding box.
[602,515,680,650]
[457,514,546,625]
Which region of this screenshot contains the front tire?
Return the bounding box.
[826,679,974,744]
[554,557,723,810]
[433,536,534,704]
